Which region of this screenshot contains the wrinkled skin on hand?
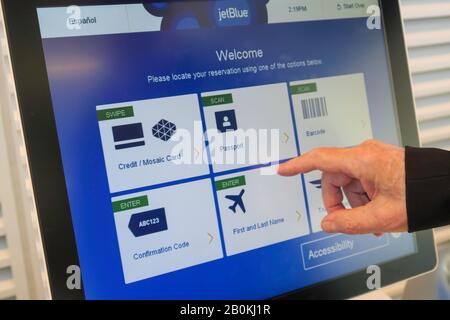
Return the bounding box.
[278,140,407,235]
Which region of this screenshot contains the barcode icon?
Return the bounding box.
[301,97,328,119]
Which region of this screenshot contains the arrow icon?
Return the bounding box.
[296,211,302,222]
[282,132,289,143]
[208,232,214,244]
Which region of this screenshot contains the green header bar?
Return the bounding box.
[97,106,134,121]
[290,83,317,95]
[112,195,148,213]
[202,93,233,107]
[216,176,246,191]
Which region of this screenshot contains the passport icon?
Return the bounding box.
[112,123,145,150]
[215,110,238,133]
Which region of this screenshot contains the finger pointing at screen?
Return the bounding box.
[278,140,408,235]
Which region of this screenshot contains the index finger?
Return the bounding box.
[278,147,356,176]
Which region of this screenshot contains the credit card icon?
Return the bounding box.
[112,123,145,150]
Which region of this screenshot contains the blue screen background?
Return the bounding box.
[40,16,416,299]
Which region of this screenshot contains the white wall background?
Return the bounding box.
[0,1,50,300]
[403,0,450,150]
[0,0,449,300]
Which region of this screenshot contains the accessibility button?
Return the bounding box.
[301,234,389,270]
[128,208,168,237]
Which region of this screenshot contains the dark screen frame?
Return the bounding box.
[1,0,437,300]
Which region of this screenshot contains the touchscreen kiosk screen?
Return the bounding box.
[36,0,417,299]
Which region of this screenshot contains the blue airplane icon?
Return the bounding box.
[225,189,246,214]
[309,179,322,189]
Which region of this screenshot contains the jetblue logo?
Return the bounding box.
[217,7,249,22]
[144,0,269,31]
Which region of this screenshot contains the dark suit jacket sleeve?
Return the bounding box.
[406,146,450,232]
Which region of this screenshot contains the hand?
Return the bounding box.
[278,140,408,235]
